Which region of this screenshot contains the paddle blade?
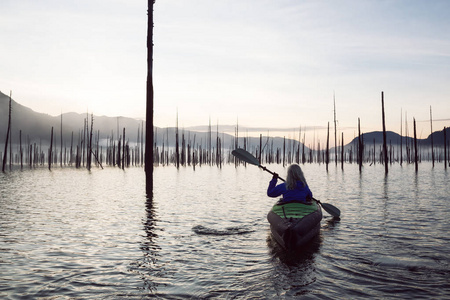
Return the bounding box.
[231,148,260,166]
[320,202,341,218]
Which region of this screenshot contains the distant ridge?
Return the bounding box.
[344,129,449,149]
[0,91,145,144]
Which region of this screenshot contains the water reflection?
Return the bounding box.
[413,172,419,201]
[383,174,389,201]
[267,233,321,264]
[266,233,321,297]
[265,215,340,297]
[129,192,163,293]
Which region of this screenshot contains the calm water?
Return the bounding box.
[0,163,449,299]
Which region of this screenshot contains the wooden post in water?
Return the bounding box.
[372,139,375,165]
[60,113,63,167]
[70,132,73,166]
[87,115,93,170]
[413,118,418,172]
[444,127,447,170]
[334,94,337,166]
[358,118,363,172]
[400,109,403,166]
[29,143,32,168]
[217,125,222,168]
[341,132,344,170]
[117,137,121,167]
[2,91,12,172]
[9,106,12,170]
[259,134,262,164]
[208,118,212,165]
[326,122,330,172]
[381,92,388,174]
[122,127,126,169]
[141,121,144,167]
[430,106,434,168]
[302,133,306,164]
[49,127,53,170]
[175,114,179,169]
[83,118,87,167]
[145,0,155,193]
[20,130,23,169]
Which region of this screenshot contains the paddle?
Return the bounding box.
[232,148,341,218]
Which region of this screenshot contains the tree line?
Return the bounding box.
[2,91,449,173]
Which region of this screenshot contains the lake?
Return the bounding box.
[0,163,449,299]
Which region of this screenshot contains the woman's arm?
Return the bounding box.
[267,177,285,198]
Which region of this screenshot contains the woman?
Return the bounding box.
[267,164,313,203]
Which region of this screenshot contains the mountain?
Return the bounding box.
[0,91,144,146]
[344,129,449,149]
[422,128,450,145]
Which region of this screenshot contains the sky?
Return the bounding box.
[1,0,449,145]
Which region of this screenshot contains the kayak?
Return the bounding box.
[267,200,322,250]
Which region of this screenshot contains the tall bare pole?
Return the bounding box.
[326,121,330,172]
[341,132,344,170]
[9,97,12,171]
[122,127,126,169]
[2,91,12,172]
[413,118,418,172]
[88,114,94,170]
[334,93,337,166]
[175,111,179,168]
[400,108,403,166]
[145,0,155,193]
[20,130,23,169]
[444,127,447,170]
[141,121,144,167]
[49,127,53,171]
[358,118,363,172]
[60,113,63,167]
[381,91,388,174]
[430,106,434,168]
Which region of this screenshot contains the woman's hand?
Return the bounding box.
[272,173,279,179]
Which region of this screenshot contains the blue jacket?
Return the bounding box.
[267,177,313,203]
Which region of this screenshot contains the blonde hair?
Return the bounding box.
[286,164,307,190]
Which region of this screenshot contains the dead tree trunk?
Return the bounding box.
[444,127,447,170]
[145,0,155,193]
[60,114,63,167]
[20,130,23,169]
[87,115,94,171]
[413,118,418,172]
[326,122,330,172]
[334,94,337,166]
[400,109,403,166]
[122,127,126,170]
[381,92,388,174]
[49,127,53,171]
[341,132,344,170]
[358,118,363,172]
[175,114,179,169]
[2,91,12,172]
[430,106,434,167]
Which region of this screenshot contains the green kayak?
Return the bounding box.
[267,200,322,250]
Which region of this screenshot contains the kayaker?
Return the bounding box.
[267,164,313,204]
